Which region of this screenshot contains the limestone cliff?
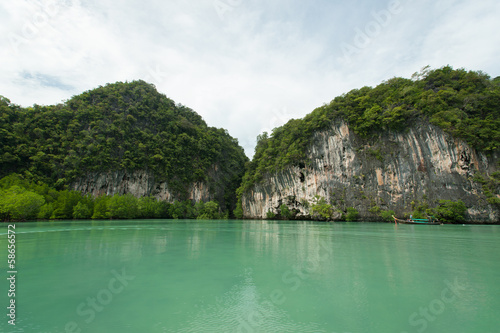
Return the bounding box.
[72,164,232,205]
[241,120,499,222]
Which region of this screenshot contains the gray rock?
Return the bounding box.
[242,120,499,223]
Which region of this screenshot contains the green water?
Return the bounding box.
[1,220,499,333]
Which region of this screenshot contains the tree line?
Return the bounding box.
[0,174,225,221]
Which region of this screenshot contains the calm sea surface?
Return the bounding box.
[1,220,499,333]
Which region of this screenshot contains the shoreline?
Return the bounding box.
[3,218,499,225]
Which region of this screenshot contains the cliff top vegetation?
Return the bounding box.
[0,80,248,206]
[239,66,500,194]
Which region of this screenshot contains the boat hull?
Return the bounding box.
[392,216,442,225]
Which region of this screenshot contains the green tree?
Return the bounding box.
[51,190,84,219]
[92,196,110,219]
[197,201,220,220]
[194,201,205,218]
[107,194,139,219]
[233,198,244,219]
[155,201,172,218]
[37,203,54,219]
[183,200,195,219]
[311,196,334,220]
[380,210,395,222]
[279,204,292,219]
[266,210,276,219]
[346,207,359,222]
[138,196,159,218]
[434,200,467,223]
[73,201,92,219]
[170,200,189,219]
[0,186,45,220]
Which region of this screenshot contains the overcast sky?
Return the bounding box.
[1,0,499,157]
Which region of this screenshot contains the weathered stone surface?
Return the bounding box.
[72,165,223,203]
[242,120,499,222]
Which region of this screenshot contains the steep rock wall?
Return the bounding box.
[72,165,223,203]
[242,121,499,222]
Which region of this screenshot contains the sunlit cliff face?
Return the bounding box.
[242,120,499,222]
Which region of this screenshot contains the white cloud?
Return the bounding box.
[1,0,499,157]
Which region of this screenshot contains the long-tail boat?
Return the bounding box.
[392,215,442,225]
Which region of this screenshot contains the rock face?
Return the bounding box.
[72,165,226,204]
[241,120,499,222]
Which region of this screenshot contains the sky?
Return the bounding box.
[1,0,500,158]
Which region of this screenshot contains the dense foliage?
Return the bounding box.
[311,195,335,220]
[433,200,467,223]
[0,174,224,221]
[0,81,247,211]
[239,66,500,193]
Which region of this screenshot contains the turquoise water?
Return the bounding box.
[1,220,499,333]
